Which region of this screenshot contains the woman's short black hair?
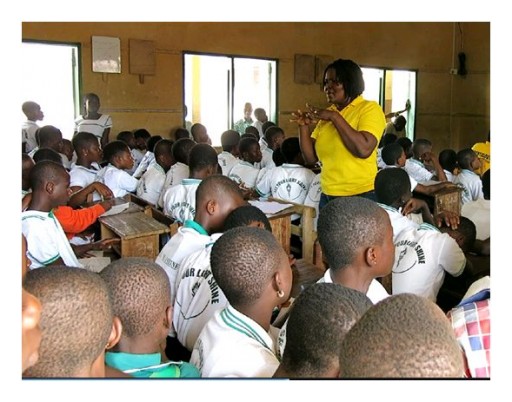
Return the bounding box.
[324,59,365,100]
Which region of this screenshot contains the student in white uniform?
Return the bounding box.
[454,148,484,205]
[404,138,448,183]
[273,283,373,378]
[217,129,240,176]
[69,132,103,196]
[155,175,245,360]
[132,135,163,179]
[258,126,285,170]
[22,101,44,153]
[461,169,490,240]
[376,133,397,170]
[256,137,316,211]
[190,226,293,378]
[439,149,459,183]
[173,205,272,352]
[228,137,264,192]
[95,141,138,198]
[392,217,475,302]
[74,92,112,148]
[116,131,142,176]
[162,143,219,222]
[303,173,321,230]
[339,293,465,378]
[28,125,68,168]
[158,138,195,209]
[136,139,174,206]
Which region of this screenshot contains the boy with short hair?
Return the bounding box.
[454,148,484,205]
[136,139,174,206]
[190,123,212,145]
[274,283,373,378]
[95,140,138,198]
[70,132,103,194]
[23,266,121,378]
[339,293,465,378]
[439,148,459,182]
[101,257,200,378]
[218,129,240,176]
[259,125,285,169]
[22,101,44,153]
[161,143,219,222]
[132,135,164,179]
[404,138,448,183]
[158,137,195,209]
[228,137,264,192]
[28,125,68,167]
[117,130,141,175]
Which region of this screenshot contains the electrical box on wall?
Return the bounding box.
[450,68,458,75]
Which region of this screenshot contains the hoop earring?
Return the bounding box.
[277,289,284,298]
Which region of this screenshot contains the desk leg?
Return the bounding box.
[301,208,315,264]
[270,216,291,255]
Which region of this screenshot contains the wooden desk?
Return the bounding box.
[99,211,170,260]
[290,259,326,298]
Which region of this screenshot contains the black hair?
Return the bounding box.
[317,197,388,270]
[221,130,241,152]
[324,59,365,100]
[457,148,477,170]
[72,132,98,152]
[482,169,490,200]
[37,125,62,148]
[439,149,458,173]
[397,137,413,157]
[147,135,163,153]
[133,128,151,141]
[240,132,259,141]
[440,216,477,253]
[412,139,432,159]
[379,133,397,149]
[239,137,259,156]
[264,126,285,145]
[103,140,130,164]
[154,139,174,158]
[195,174,244,208]
[171,138,196,165]
[33,148,63,165]
[188,143,219,173]
[29,160,67,191]
[280,137,301,164]
[173,127,191,141]
[381,143,404,166]
[374,168,411,207]
[339,294,464,378]
[272,146,285,167]
[223,205,272,232]
[262,121,276,136]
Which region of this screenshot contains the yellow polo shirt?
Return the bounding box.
[471,141,490,176]
[311,96,386,196]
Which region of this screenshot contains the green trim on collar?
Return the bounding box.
[184,220,208,235]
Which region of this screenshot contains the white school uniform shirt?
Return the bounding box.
[253,120,265,138]
[392,223,466,302]
[158,162,190,208]
[132,151,155,179]
[22,120,39,152]
[377,203,420,242]
[173,234,227,351]
[162,178,201,223]
[461,198,490,240]
[377,148,387,170]
[217,151,239,176]
[381,164,419,191]
[21,210,83,269]
[303,173,321,231]
[74,114,112,141]
[95,164,138,198]
[444,169,456,183]
[259,147,275,170]
[454,169,484,205]
[155,220,215,336]
[404,158,434,183]
[136,163,166,206]
[127,148,145,175]
[190,305,280,378]
[228,161,264,189]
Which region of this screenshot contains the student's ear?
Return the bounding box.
[205,199,217,215]
[45,181,55,195]
[105,316,123,351]
[271,271,285,297]
[365,246,378,267]
[164,305,173,330]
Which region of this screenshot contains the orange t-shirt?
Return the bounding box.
[53,204,105,239]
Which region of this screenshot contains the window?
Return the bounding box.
[184,52,277,146]
[21,41,81,140]
[362,67,417,140]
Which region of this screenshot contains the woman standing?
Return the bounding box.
[294,59,386,209]
[74,93,112,148]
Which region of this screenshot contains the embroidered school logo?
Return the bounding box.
[273,178,307,201]
[392,239,426,274]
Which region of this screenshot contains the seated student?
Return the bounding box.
[22,235,42,374]
[173,127,191,141]
[316,197,394,304]
[447,276,490,378]
[217,129,241,176]
[100,257,200,378]
[132,135,163,179]
[377,132,397,169]
[461,169,490,241]
[158,137,195,209]
[339,293,465,378]
[162,143,219,222]
[258,126,286,169]
[116,130,141,175]
[28,125,68,168]
[61,139,75,168]
[256,137,316,219]
[228,136,264,193]
[69,132,104,195]
[244,125,260,140]
[155,175,245,347]
[95,140,138,198]
[392,217,475,302]
[23,266,121,378]
[454,148,484,205]
[22,153,35,197]
[397,136,413,159]
[190,226,293,377]
[22,100,44,153]
[191,123,212,145]
[136,139,174,206]
[303,172,321,231]
[133,128,151,156]
[273,283,373,379]
[32,147,63,165]
[439,148,459,182]
[272,145,285,167]
[381,142,455,197]
[173,205,272,352]
[260,121,276,145]
[404,138,448,183]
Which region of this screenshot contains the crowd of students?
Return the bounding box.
[21,92,490,379]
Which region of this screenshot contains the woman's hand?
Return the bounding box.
[306,103,333,121]
[290,108,316,126]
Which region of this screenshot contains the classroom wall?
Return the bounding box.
[22,22,490,151]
